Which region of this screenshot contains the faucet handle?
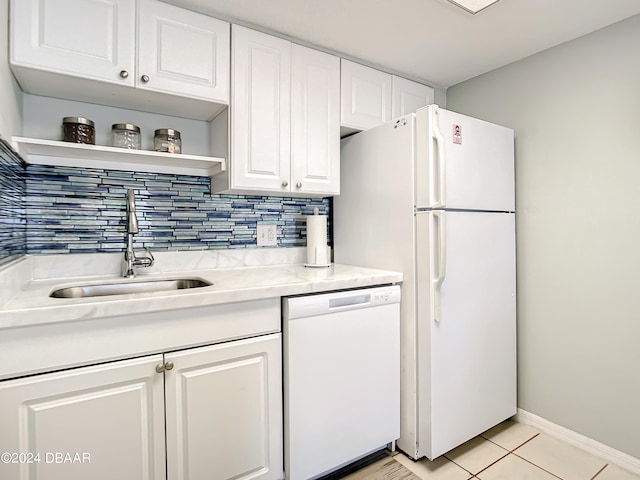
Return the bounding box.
[133,247,155,268]
[140,247,155,267]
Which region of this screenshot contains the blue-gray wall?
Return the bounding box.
[447,14,640,459]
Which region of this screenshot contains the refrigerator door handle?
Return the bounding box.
[430,211,447,322]
[431,106,446,208]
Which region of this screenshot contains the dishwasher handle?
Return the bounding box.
[283,285,401,320]
[329,294,370,309]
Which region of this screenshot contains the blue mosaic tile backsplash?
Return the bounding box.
[0,137,26,266]
[24,164,330,254]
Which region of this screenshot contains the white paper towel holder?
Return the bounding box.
[304,207,331,268]
[304,254,331,268]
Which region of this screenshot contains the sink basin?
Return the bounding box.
[50,278,212,299]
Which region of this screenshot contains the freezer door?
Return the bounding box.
[415,106,515,212]
[416,210,516,460]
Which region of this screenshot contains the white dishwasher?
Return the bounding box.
[282,285,401,480]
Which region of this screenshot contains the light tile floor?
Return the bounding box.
[390,420,640,480]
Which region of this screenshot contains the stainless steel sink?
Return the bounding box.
[50,278,212,299]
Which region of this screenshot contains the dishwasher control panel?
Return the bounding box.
[371,289,397,304]
[284,285,401,319]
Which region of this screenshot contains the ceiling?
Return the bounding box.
[163,0,640,89]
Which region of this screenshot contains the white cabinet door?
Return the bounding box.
[10,0,135,86]
[137,0,229,103]
[222,28,341,197]
[231,25,291,192]
[392,76,435,118]
[165,334,283,480]
[340,59,392,132]
[291,44,340,196]
[0,355,166,480]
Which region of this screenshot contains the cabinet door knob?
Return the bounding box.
[282,180,289,187]
[296,182,302,189]
[141,74,150,83]
[155,361,174,373]
[119,70,129,79]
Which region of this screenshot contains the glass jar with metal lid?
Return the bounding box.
[111,123,141,150]
[154,128,181,154]
[62,117,95,145]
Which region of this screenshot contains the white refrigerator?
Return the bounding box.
[334,105,516,460]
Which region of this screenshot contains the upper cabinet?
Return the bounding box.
[9,2,433,195]
[10,0,230,121]
[392,75,435,119]
[290,44,340,196]
[227,26,291,193]
[213,25,340,197]
[341,59,435,136]
[340,59,392,136]
[137,0,229,104]
[10,0,136,85]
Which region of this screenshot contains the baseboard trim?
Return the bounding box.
[515,409,640,475]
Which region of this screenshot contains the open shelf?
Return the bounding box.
[12,136,226,178]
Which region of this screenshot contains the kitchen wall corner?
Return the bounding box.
[0,0,23,139]
[0,136,26,266]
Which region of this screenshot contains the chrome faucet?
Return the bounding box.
[123,189,154,278]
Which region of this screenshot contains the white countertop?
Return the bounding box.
[0,249,402,330]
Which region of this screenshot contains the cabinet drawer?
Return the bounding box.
[0,298,280,381]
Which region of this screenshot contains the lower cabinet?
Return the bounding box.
[0,334,282,480]
[165,335,283,480]
[0,354,166,480]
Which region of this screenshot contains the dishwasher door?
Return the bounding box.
[283,285,401,480]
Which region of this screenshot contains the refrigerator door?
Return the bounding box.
[415,105,515,212]
[416,210,516,460]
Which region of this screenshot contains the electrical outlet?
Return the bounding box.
[257,224,277,247]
